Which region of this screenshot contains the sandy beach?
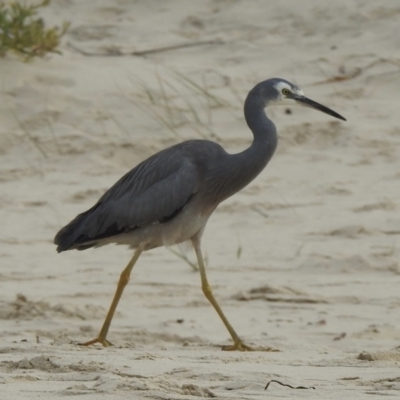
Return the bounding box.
[1,0,400,398]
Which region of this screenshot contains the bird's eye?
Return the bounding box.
[282,88,291,96]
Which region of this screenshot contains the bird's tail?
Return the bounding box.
[54,210,96,253]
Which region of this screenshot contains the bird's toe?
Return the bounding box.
[222,341,278,352]
[78,337,113,347]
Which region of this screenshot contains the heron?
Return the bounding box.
[55,78,346,350]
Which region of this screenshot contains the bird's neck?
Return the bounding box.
[204,92,278,205]
[237,93,278,179]
[244,91,278,152]
[212,96,278,202]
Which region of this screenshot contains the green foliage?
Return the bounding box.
[0,0,69,60]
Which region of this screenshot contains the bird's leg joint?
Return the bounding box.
[202,283,213,297]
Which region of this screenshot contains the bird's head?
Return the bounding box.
[261,78,346,121]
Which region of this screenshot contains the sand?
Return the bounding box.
[1,0,400,398]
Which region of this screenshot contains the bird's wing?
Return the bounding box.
[90,156,199,236]
[55,144,201,250]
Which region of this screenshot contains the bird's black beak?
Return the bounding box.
[290,94,346,121]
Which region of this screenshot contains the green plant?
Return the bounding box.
[0,0,69,60]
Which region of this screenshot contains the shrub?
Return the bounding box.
[0,0,69,60]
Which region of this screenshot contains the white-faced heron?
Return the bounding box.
[55,78,346,350]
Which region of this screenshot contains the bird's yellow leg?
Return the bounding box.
[192,236,257,352]
[79,246,143,347]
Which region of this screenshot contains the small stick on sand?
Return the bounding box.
[67,39,224,57]
[264,379,316,391]
[310,58,400,86]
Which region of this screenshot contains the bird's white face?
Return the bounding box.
[272,81,304,106]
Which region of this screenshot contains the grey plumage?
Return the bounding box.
[54,78,346,349]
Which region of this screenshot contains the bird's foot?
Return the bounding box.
[222,340,255,351]
[222,341,278,352]
[79,337,113,347]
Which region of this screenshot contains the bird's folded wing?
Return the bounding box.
[54,148,200,250]
[88,159,198,237]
